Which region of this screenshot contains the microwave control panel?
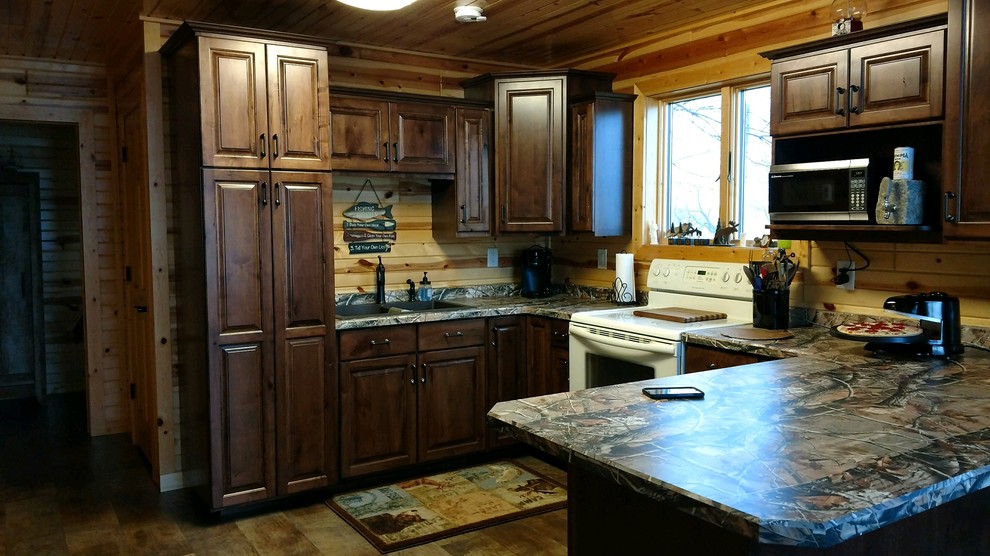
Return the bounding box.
[850,169,867,211]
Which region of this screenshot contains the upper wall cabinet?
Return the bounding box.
[766,19,945,136]
[432,107,493,239]
[196,36,330,170]
[944,0,990,239]
[329,91,455,174]
[461,70,616,234]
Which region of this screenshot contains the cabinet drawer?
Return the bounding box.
[683,344,770,373]
[339,325,416,361]
[550,319,570,348]
[418,319,486,351]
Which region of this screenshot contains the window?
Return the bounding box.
[654,83,771,242]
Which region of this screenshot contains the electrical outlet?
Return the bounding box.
[597,248,608,269]
[835,260,855,289]
[487,247,499,268]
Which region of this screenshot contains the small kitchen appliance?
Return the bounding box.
[769,158,873,223]
[521,246,552,298]
[881,292,964,356]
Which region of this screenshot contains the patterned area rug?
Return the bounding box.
[326,460,567,553]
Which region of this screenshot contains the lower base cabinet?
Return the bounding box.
[683,344,772,373]
[527,317,570,396]
[339,320,486,478]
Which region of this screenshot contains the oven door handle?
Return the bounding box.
[569,326,678,355]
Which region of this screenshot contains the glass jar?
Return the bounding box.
[831,0,867,35]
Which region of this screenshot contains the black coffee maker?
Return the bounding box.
[521,246,552,298]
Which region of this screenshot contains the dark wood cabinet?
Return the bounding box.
[165,24,337,510]
[526,317,570,397]
[569,93,634,236]
[339,319,486,478]
[329,93,455,173]
[487,316,527,447]
[682,344,771,373]
[432,107,492,238]
[196,35,330,170]
[461,70,615,234]
[768,25,945,136]
[944,0,990,238]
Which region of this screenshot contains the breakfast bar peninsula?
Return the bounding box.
[488,353,990,555]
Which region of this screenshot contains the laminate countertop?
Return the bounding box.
[488,336,990,549]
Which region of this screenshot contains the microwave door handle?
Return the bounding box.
[569,326,678,355]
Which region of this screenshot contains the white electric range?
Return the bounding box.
[569,258,754,390]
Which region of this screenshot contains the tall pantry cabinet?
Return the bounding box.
[162,23,336,510]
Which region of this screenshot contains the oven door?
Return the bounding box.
[568,323,679,391]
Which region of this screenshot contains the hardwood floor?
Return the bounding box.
[0,394,568,555]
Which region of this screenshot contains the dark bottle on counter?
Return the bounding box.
[375,256,386,303]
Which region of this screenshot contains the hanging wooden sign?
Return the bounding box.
[348,241,392,254]
[343,219,397,231]
[343,202,393,221]
[342,179,398,254]
[344,230,397,243]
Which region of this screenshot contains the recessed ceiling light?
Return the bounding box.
[337,0,418,10]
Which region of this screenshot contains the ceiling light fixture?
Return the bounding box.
[454,5,487,23]
[337,0,418,11]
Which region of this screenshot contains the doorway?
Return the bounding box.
[0,124,86,405]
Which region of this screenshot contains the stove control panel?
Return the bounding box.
[647,258,752,300]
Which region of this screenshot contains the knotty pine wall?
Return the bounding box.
[0,55,128,435]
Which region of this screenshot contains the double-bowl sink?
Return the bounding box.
[334,299,474,320]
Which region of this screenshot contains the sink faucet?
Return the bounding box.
[406,279,416,301]
[375,256,386,303]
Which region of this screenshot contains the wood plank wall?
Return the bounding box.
[0,55,127,435]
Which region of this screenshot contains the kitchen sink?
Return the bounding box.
[334,300,473,319]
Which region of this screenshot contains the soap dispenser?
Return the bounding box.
[418,272,432,301]
[375,256,386,303]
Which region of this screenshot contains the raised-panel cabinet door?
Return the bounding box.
[329,96,390,171]
[270,171,336,493]
[454,107,492,234]
[849,30,945,128]
[390,102,456,173]
[202,169,276,508]
[266,45,330,170]
[570,102,594,233]
[199,37,269,168]
[339,354,417,477]
[417,346,486,462]
[496,79,564,233]
[487,317,526,448]
[770,50,848,135]
[525,317,554,397]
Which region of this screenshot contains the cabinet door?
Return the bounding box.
[848,30,945,128]
[455,107,491,234]
[329,96,390,171]
[770,50,848,135]
[945,0,990,238]
[198,37,269,168]
[270,172,336,493]
[569,95,633,236]
[487,316,527,447]
[391,102,456,173]
[202,169,276,508]
[339,354,417,477]
[266,45,330,170]
[418,346,486,462]
[495,78,564,232]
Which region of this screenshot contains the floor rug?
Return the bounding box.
[326,460,567,553]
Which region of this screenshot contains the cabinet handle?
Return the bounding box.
[848,84,861,114]
[708,362,717,369]
[944,191,957,222]
[383,142,389,162]
[444,331,464,338]
[420,363,427,384]
[393,142,398,163]
[272,134,279,159]
[260,133,267,159]
[834,87,846,116]
[410,364,416,384]
[501,205,507,223]
[370,338,391,346]
[261,181,268,206]
[274,182,281,206]
[460,204,467,224]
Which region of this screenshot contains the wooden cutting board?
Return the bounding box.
[719,326,794,340]
[633,307,727,323]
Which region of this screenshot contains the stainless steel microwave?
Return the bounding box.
[768,158,872,223]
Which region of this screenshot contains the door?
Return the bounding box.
[487,316,526,447]
[496,78,564,232]
[770,50,848,135]
[418,346,486,462]
[118,103,155,463]
[390,102,455,173]
[454,107,491,234]
[266,45,330,170]
[270,171,337,493]
[203,169,276,508]
[0,171,44,401]
[328,96,390,171]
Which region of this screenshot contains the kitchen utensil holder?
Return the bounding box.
[753,289,789,330]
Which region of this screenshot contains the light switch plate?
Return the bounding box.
[487,248,498,268]
[597,248,608,269]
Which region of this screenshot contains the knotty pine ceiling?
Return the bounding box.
[3,0,786,67]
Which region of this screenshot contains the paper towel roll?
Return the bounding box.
[614,253,635,304]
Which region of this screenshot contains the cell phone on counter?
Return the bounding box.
[642,386,705,400]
